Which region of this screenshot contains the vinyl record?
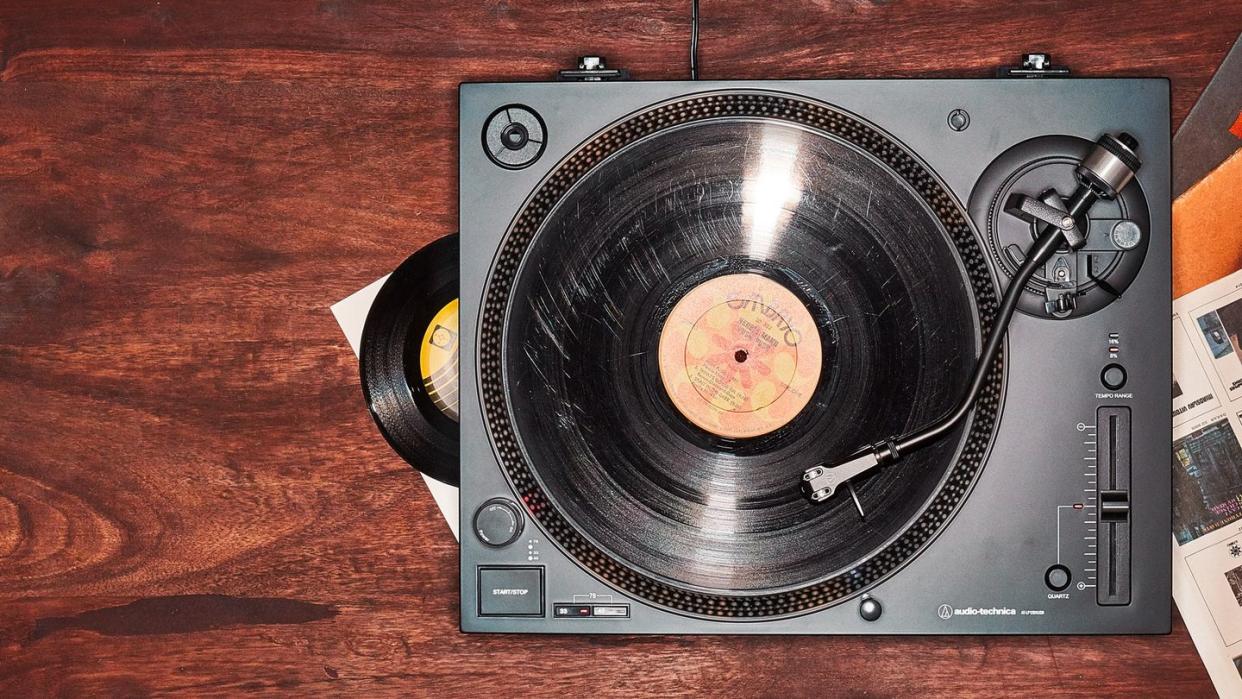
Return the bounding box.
[360,234,459,486]
[478,93,1003,618]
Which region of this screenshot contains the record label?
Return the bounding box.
[658,273,821,438]
[420,299,460,422]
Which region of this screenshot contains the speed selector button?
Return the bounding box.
[473,498,524,547]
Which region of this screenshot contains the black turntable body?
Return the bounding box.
[456,76,1171,634]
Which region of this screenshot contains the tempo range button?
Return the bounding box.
[1100,363,1127,391]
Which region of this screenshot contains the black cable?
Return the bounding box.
[690,0,699,80]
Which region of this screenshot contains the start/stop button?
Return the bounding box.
[478,566,544,617]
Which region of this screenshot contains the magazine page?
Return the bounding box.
[1173,268,1242,696]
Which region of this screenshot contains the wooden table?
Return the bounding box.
[0,1,1236,695]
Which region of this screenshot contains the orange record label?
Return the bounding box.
[658,273,821,439]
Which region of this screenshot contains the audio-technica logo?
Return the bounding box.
[937,603,1016,619]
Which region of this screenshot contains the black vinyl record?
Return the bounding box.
[477,93,1003,618]
[360,234,459,486]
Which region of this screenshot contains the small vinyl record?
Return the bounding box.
[360,234,459,486]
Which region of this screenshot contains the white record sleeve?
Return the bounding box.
[332,276,460,540]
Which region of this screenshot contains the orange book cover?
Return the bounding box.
[1173,32,1242,297]
[1174,146,1242,297]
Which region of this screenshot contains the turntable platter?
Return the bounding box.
[479,94,1003,617]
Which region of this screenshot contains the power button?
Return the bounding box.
[473,498,524,547]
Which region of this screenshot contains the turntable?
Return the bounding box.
[449,63,1171,634]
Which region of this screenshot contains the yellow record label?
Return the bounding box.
[420,299,460,422]
[658,274,821,439]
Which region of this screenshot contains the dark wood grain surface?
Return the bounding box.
[0,1,1237,695]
